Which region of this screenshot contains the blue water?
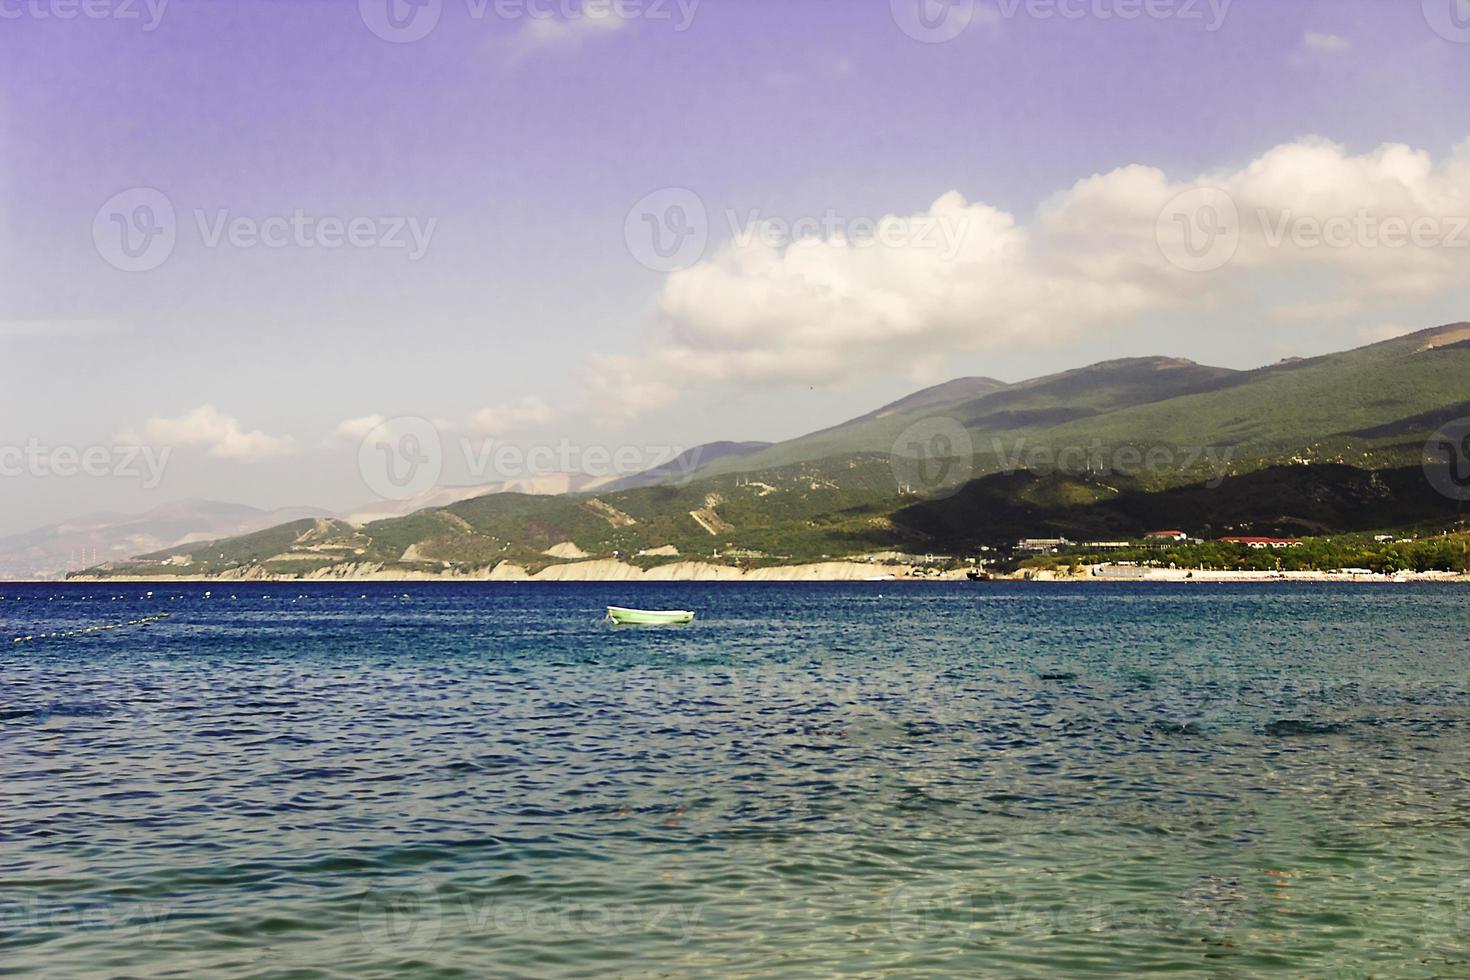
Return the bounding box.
[3,582,1469,978]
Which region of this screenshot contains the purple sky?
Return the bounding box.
[2,0,1468,534]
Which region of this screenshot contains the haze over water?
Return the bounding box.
[3,582,1470,977]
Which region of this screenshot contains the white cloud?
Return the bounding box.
[607,136,1470,404]
[466,397,556,435]
[141,406,294,461]
[334,415,387,441]
[578,356,676,427]
[503,8,626,63]
[1303,31,1350,53]
[1358,323,1413,344]
[1272,299,1362,324]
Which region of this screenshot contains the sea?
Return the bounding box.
[2,582,1469,978]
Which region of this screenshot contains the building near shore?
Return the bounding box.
[1219,536,1304,549]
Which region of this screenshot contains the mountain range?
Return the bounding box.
[0,500,331,581]
[73,323,1470,580]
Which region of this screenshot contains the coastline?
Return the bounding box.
[55,558,1470,584]
[64,559,902,584]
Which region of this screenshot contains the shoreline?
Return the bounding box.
[48,558,1470,585]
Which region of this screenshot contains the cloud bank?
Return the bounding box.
[141,406,295,461]
[602,136,1470,411]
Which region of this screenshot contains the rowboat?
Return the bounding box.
[606,606,695,626]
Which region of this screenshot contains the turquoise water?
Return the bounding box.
[3,582,1469,978]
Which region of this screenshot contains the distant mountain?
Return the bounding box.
[601,441,773,492]
[842,376,1008,425]
[0,500,331,580]
[692,355,1245,478]
[948,356,1242,430]
[1032,322,1470,455]
[343,472,619,525]
[79,323,1470,580]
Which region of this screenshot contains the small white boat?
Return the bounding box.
[606,606,695,626]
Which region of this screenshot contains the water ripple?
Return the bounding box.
[2,583,1469,977]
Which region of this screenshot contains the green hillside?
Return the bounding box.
[80,324,1470,580]
[694,356,1248,478]
[709,326,1464,478]
[1038,327,1470,458]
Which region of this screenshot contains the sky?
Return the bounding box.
[2,0,1470,535]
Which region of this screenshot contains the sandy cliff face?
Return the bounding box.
[529,560,645,582]
[70,558,888,583]
[643,562,746,582]
[524,560,876,582]
[744,562,889,582]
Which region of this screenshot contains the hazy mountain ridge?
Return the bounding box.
[1,500,331,581]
